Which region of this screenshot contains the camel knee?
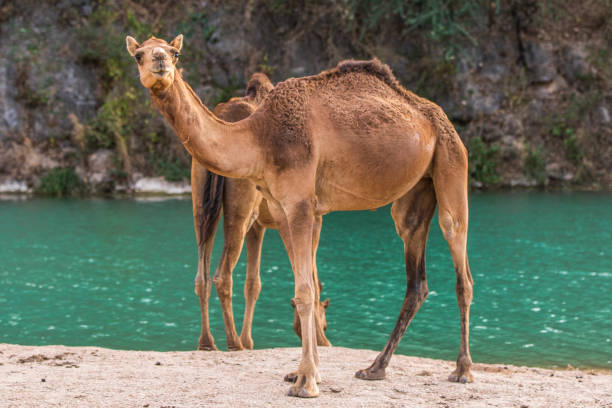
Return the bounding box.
[407,281,428,303]
[438,210,458,242]
[456,278,473,306]
[194,274,203,297]
[213,274,232,299]
[293,283,315,312]
[244,277,261,299]
[439,210,468,252]
[194,273,211,297]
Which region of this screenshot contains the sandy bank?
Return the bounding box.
[1,344,610,407]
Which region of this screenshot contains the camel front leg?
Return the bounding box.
[285,215,328,384]
[269,199,319,398]
[239,222,266,349]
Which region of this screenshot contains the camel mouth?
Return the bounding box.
[150,70,171,78]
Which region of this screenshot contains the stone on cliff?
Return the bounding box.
[0,178,30,193]
[523,41,557,84]
[558,44,591,85]
[546,163,574,182]
[85,149,115,193]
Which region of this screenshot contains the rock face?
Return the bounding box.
[0,1,610,193]
[523,41,557,84]
[85,149,115,193]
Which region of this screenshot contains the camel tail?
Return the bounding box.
[200,172,225,242]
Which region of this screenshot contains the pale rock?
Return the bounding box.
[133,177,191,195]
[0,178,30,193]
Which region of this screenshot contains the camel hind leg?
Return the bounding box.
[356,177,436,380]
[433,139,474,383]
[192,160,219,351]
[213,179,259,351]
[239,222,266,349]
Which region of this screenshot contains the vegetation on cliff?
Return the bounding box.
[0,0,609,195]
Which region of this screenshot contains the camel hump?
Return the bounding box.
[214,99,256,123]
[246,73,274,102]
[336,58,403,89]
[337,58,393,80]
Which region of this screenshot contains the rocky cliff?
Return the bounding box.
[0,0,610,195]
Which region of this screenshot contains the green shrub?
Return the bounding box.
[468,136,499,185]
[208,78,243,106]
[563,134,584,165]
[177,11,217,43]
[524,147,546,185]
[156,159,190,182]
[414,58,456,100]
[36,168,82,197]
[344,0,491,57]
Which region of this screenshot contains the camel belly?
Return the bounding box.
[310,93,436,213]
[314,132,435,213]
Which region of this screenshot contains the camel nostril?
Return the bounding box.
[153,54,166,62]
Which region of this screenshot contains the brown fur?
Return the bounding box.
[190,73,331,351]
[128,35,474,398]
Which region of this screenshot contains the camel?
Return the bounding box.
[192,73,331,351]
[126,34,474,398]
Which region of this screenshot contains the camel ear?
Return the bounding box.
[290,298,296,308]
[322,299,330,309]
[169,34,183,52]
[126,36,140,56]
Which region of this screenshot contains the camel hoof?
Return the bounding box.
[226,339,244,351]
[284,372,298,383]
[239,335,254,350]
[448,371,474,383]
[287,387,318,398]
[317,337,332,347]
[196,343,218,351]
[355,367,386,380]
[287,376,319,398]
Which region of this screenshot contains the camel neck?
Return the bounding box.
[149,72,261,179]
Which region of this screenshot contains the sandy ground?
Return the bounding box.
[1,344,610,408]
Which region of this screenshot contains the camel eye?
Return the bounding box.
[134,53,142,63]
[174,52,180,58]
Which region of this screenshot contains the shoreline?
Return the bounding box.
[5,341,611,374]
[2,343,611,407]
[1,179,611,199]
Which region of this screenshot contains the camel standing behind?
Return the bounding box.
[192,74,330,351]
[127,34,474,398]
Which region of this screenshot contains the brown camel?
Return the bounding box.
[126,34,474,398]
[192,73,331,351]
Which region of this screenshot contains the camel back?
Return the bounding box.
[333,59,462,146]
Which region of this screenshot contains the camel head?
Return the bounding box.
[291,298,331,346]
[125,35,183,92]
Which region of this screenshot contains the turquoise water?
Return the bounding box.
[0,192,610,369]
